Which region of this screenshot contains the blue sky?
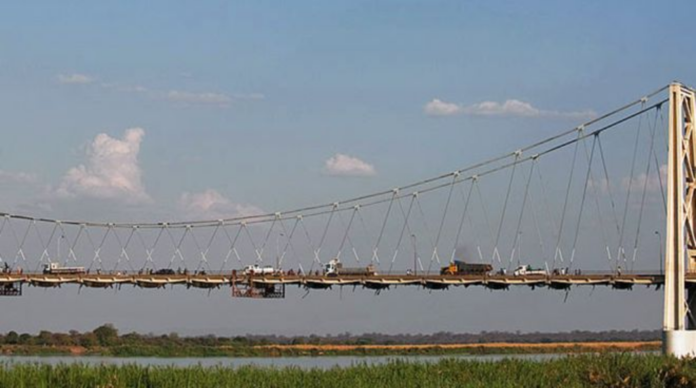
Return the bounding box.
[0,1,693,335]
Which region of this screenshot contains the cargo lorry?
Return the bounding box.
[43,262,86,275]
[440,260,493,275]
[323,258,376,277]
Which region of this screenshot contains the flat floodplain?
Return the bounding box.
[253,341,661,355]
[0,340,660,357]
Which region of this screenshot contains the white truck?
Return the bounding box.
[512,264,547,276]
[43,262,86,275]
[323,258,376,277]
[243,264,276,276]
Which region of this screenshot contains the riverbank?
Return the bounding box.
[255,341,660,356]
[0,340,660,357]
[0,353,691,387]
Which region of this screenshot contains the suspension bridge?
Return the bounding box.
[1,82,695,355]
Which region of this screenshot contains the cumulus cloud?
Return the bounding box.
[179,189,263,219]
[324,153,377,177]
[0,170,38,184]
[424,99,463,116]
[57,73,94,84]
[424,98,596,119]
[57,128,151,203]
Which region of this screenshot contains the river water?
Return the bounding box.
[0,353,568,369]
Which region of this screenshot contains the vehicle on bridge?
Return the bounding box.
[243,264,276,276]
[513,265,547,276]
[323,258,376,277]
[552,267,569,275]
[42,262,86,275]
[440,260,493,275]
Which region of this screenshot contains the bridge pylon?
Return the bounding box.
[664,82,696,356]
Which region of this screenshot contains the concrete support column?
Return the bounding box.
[663,82,696,357]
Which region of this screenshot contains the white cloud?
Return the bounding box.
[179,189,263,220]
[57,73,94,85]
[165,90,233,107]
[324,153,377,177]
[466,100,542,117]
[0,170,38,184]
[57,128,151,203]
[622,164,667,193]
[589,164,667,196]
[424,98,596,119]
[424,99,462,116]
[57,73,263,108]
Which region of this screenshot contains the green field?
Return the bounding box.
[1,354,695,388]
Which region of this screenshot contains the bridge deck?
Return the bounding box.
[0,272,676,290]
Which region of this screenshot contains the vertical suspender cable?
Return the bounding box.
[390,195,416,274]
[617,102,646,269]
[653,106,668,215]
[597,136,622,271]
[509,159,535,268]
[451,181,475,262]
[475,179,496,264]
[631,107,661,271]
[278,217,301,269]
[312,205,337,273]
[583,134,613,266]
[335,208,357,261]
[371,191,397,265]
[416,195,438,274]
[527,164,549,268]
[554,131,582,268]
[432,173,459,266]
[492,152,521,264]
[221,224,243,272]
[569,134,598,268]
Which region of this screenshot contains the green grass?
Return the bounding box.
[0,353,695,388]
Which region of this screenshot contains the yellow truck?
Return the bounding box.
[440,260,493,275]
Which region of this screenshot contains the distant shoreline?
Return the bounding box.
[0,340,660,357]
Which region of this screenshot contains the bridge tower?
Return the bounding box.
[664,82,696,356]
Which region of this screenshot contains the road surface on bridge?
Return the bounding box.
[0,271,674,291]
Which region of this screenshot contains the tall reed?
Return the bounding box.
[0,354,694,388]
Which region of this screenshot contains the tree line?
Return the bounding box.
[0,325,660,348]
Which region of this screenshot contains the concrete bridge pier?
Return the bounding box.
[663,82,696,357]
